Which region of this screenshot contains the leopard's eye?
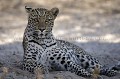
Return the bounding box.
[48,17,53,20]
[45,18,52,23]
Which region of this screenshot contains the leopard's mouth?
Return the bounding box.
[33,30,48,39]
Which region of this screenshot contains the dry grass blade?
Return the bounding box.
[0,67,9,79]
[34,68,44,79]
[92,66,100,79]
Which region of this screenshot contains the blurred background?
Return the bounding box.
[0,0,120,43]
[0,0,120,79]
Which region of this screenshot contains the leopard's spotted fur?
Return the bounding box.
[22,6,120,78]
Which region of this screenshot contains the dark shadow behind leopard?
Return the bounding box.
[22,6,120,78]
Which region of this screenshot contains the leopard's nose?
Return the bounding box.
[40,33,44,36]
[39,29,45,32]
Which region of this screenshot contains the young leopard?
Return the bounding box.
[22,6,120,78]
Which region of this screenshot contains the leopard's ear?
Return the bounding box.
[25,6,32,13]
[51,7,59,18]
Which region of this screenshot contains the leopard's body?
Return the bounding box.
[22,6,120,78]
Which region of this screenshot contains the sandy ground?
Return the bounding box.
[0,0,120,79]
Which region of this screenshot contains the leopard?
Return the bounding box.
[22,6,120,78]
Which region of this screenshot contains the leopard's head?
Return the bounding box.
[25,6,59,38]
